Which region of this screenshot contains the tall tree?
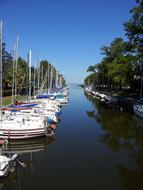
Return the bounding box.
[2,42,12,88]
[124,0,143,95]
[5,57,28,91]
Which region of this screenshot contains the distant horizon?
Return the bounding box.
[0,0,136,83]
[67,82,83,84]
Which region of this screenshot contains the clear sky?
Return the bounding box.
[0,0,136,83]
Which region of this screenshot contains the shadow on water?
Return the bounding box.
[0,170,18,190]
[2,136,56,155]
[2,85,143,190]
[0,136,55,190]
[85,92,143,190]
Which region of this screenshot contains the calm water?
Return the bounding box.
[2,84,143,190]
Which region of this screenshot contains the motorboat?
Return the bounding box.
[0,115,54,140]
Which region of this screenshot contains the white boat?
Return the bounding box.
[133,104,143,118]
[0,21,67,141]
[55,95,68,105]
[3,98,60,123]
[0,115,54,140]
[36,102,60,112]
[20,108,59,123]
[0,43,54,140]
[0,154,17,177]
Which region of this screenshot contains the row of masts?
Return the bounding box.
[0,21,2,110]
[12,35,19,104]
[0,20,65,107]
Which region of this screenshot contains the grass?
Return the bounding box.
[2,95,27,106]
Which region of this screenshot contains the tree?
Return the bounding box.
[124,0,143,55]
[84,73,96,87]
[124,0,143,95]
[2,42,12,88]
[5,57,28,91]
[100,38,134,88]
[87,65,97,73]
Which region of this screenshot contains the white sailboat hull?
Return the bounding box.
[0,116,54,140]
[0,128,53,140]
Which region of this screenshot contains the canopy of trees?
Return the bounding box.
[84,0,143,96]
[1,43,66,96]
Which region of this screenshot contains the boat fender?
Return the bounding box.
[49,124,56,130]
[0,139,5,145]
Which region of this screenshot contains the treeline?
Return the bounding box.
[84,0,143,96]
[2,43,66,96]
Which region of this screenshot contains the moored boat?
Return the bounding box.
[0,115,54,140]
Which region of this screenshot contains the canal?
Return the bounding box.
[3,84,143,190]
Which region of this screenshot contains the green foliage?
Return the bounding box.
[2,43,12,87]
[3,95,27,106]
[84,73,96,86]
[5,57,28,89]
[87,65,97,73]
[39,60,64,88]
[85,0,143,91]
[1,42,66,96]
[124,0,143,55]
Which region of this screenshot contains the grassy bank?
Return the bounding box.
[2,95,27,106]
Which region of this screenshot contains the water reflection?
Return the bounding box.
[85,92,143,190]
[2,136,55,155]
[0,136,55,190]
[0,171,18,190]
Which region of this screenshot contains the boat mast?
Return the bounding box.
[15,35,19,100]
[59,74,61,88]
[55,70,57,89]
[12,43,16,104]
[41,65,43,92]
[45,70,48,92]
[33,65,35,97]
[37,56,40,95]
[56,71,58,88]
[47,64,50,93]
[50,67,53,92]
[28,50,31,101]
[0,20,2,113]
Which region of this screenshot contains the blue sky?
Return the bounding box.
[0,0,136,83]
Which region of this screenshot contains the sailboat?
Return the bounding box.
[0,25,54,140]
